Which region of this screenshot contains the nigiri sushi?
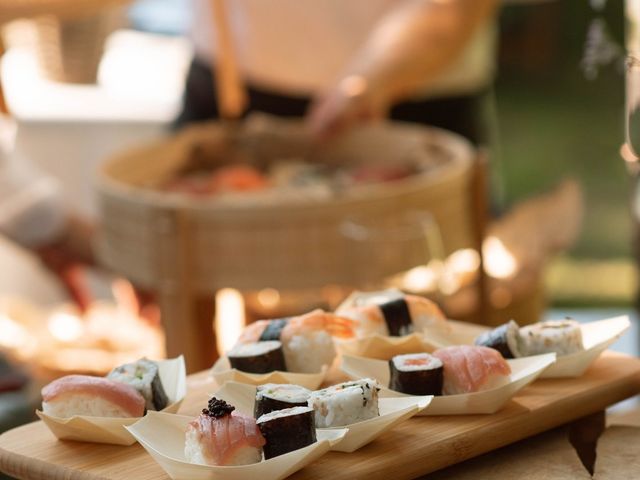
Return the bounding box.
[236,309,355,373]
[336,289,448,337]
[185,397,265,466]
[433,345,511,395]
[41,375,146,418]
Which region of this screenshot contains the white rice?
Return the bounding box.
[518,319,584,356]
[184,424,262,466]
[256,406,314,424]
[283,331,335,373]
[42,395,136,418]
[391,353,443,372]
[107,358,163,411]
[256,384,311,403]
[308,378,379,428]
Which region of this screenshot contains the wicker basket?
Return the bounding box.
[97,118,477,292]
[33,11,113,84]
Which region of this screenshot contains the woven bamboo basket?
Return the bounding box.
[97,117,477,293]
[1,0,131,84]
[33,9,121,84]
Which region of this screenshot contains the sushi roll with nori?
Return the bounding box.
[185,397,265,466]
[474,320,522,359]
[518,319,583,357]
[388,353,443,395]
[108,358,169,411]
[254,383,311,419]
[227,341,287,374]
[256,406,316,459]
[308,378,379,428]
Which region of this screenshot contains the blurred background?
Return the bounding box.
[0,0,635,442]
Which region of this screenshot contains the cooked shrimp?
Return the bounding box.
[236,310,356,345]
[280,309,356,342]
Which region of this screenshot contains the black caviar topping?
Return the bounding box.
[202,397,235,418]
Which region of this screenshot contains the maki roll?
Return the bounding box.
[256,406,316,459]
[308,378,379,428]
[108,358,169,411]
[518,319,583,356]
[227,341,287,374]
[41,375,145,418]
[185,397,265,466]
[388,353,443,395]
[254,383,311,419]
[433,346,511,395]
[474,320,522,359]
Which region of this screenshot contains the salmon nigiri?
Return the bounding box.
[185,397,265,466]
[433,345,511,395]
[41,375,145,418]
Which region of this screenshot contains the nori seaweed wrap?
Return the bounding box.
[256,406,317,459]
[108,358,170,411]
[474,320,522,359]
[379,298,414,336]
[388,353,443,395]
[254,383,311,419]
[227,341,287,374]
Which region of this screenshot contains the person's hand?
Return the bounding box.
[306,75,390,141]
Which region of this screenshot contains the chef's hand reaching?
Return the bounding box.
[306,0,498,141]
[307,76,389,141]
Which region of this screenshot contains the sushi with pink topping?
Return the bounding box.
[185,397,265,466]
[433,345,512,395]
[41,375,146,418]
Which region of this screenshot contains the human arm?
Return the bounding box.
[307,0,499,139]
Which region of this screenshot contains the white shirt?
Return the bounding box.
[191,0,496,98]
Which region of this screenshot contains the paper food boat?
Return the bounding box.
[37,356,187,445]
[126,411,347,480]
[341,353,556,415]
[211,357,327,390]
[424,316,631,378]
[214,381,431,453]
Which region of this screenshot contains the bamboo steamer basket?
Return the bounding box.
[97,117,477,294]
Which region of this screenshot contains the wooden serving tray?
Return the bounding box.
[1,351,640,480]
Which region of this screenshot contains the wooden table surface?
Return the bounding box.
[1,351,640,480]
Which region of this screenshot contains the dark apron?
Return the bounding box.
[174,58,487,146]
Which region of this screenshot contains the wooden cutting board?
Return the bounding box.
[1,351,639,480]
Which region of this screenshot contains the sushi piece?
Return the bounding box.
[474,320,522,359]
[254,383,312,419]
[41,375,145,418]
[433,345,511,395]
[336,289,448,337]
[256,406,317,459]
[227,341,287,374]
[388,353,444,395]
[108,358,169,411]
[236,310,354,373]
[518,319,583,356]
[308,378,380,427]
[185,397,265,466]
